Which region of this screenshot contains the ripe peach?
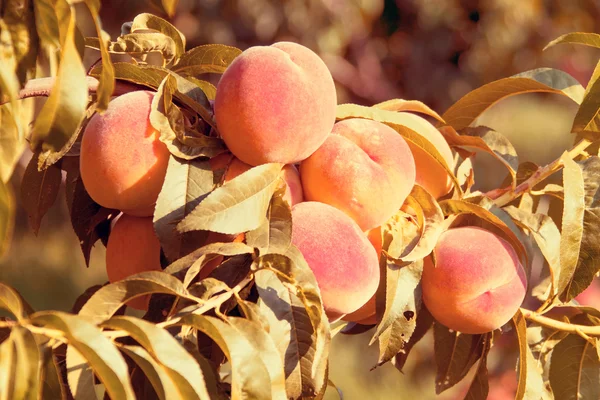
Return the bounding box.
[394,112,454,198]
[422,226,527,334]
[214,42,337,166]
[575,280,600,308]
[291,202,380,319]
[209,153,304,206]
[300,118,416,231]
[106,214,163,310]
[343,226,382,325]
[80,90,170,216]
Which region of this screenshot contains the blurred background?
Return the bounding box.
[2,0,600,399]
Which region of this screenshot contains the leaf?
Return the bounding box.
[153,156,213,261]
[512,310,545,400]
[226,317,288,399]
[392,305,434,372]
[89,62,169,90]
[439,199,528,266]
[62,156,118,266]
[33,0,60,50]
[150,75,222,160]
[245,184,293,255]
[174,44,242,75]
[119,345,180,400]
[433,323,486,394]
[186,77,217,100]
[544,32,600,51]
[255,269,327,398]
[0,326,40,400]
[463,333,492,400]
[82,0,114,111]
[66,345,99,400]
[373,98,444,122]
[31,311,135,400]
[0,281,33,321]
[394,185,445,264]
[0,179,15,259]
[100,32,178,66]
[78,271,197,324]
[177,163,284,235]
[442,68,585,130]
[20,151,62,235]
[30,2,87,152]
[39,346,67,400]
[528,324,569,399]
[559,156,600,301]
[572,59,600,135]
[175,314,276,400]
[131,13,186,62]
[0,103,30,183]
[102,316,211,400]
[439,126,518,187]
[549,333,600,400]
[504,206,561,299]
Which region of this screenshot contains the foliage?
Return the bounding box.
[1,2,600,399]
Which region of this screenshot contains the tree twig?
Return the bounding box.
[521,307,600,336]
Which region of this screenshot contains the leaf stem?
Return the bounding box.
[520,307,600,335]
[492,138,592,207]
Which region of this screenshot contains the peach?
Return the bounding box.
[106,214,163,310]
[209,153,304,206]
[575,280,600,308]
[80,90,170,216]
[422,226,527,334]
[343,226,382,325]
[214,42,337,166]
[300,118,416,231]
[291,202,380,319]
[394,112,454,198]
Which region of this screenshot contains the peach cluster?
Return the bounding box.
[79,40,526,333]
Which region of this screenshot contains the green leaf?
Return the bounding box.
[255,269,328,398]
[394,185,444,264]
[174,44,242,75]
[373,98,444,122]
[512,310,545,400]
[66,345,98,400]
[30,2,87,152]
[0,281,33,321]
[572,59,600,135]
[83,0,114,111]
[0,101,32,183]
[89,62,169,90]
[463,333,492,400]
[20,151,62,235]
[150,75,222,160]
[177,163,284,235]
[185,77,216,100]
[549,334,600,400]
[120,345,180,400]
[527,324,569,399]
[78,271,197,324]
[102,316,211,400]
[544,32,600,51]
[442,68,585,131]
[0,179,15,259]
[99,32,178,66]
[62,156,117,266]
[153,156,213,261]
[392,305,434,372]
[131,13,186,62]
[439,126,518,187]
[504,206,561,299]
[0,326,40,400]
[39,346,67,400]
[559,155,590,301]
[433,323,486,394]
[439,199,528,266]
[175,314,276,400]
[246,184,293,255]
[31,311,135,400]
[33,0,60,50]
